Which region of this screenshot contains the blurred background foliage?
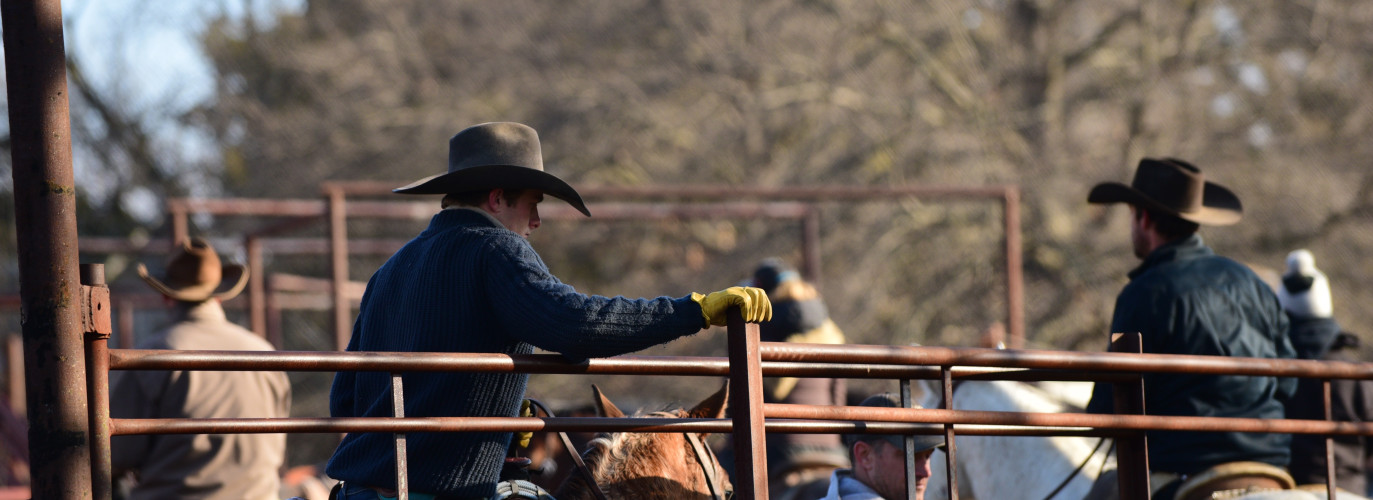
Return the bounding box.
[6,0,1373,470]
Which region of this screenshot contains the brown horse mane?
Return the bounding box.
[552,384,730,500]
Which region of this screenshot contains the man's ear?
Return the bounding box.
[851,441,874,470]
[485,189,505,213]
[1132,205,1154,229]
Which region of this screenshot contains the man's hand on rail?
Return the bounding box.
[691,286,772,327]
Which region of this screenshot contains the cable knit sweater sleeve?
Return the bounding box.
[480,229,706,360]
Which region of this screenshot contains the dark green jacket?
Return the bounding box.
[1087,234,1296,475]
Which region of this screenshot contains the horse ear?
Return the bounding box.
[591,384,626,418]
[688,381,729,420]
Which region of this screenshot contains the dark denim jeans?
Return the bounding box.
[333,482,458,500]
[335,482,384,500]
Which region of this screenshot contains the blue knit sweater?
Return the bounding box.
[325,208,706,497]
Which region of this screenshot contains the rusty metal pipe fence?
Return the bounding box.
[88,318,1371,500]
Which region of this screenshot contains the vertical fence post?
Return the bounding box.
[82,264,113,500]
[899,379,923,500]
[246,236,269,342]
[1323,379,1336,499]
[328,186,351,351]
[392,373,409,500]
[1002,187,1024,349]
[940,367,959,500]
[3,0,95,495]
[728,308,767,499]
[117,300,135,349]
[801,207,821,287]
[1110,333,1149,500]
[4,336,22,415]
[169,201,189,245]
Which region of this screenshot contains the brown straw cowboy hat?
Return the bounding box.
[1087,157,1243,226]
[138,238,249,302]
[392,121,591,216]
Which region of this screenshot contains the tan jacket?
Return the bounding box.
[111,301,292,500]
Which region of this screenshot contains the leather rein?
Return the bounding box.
[524,399,729,500]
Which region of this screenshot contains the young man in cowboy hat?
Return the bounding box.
[325,121,772,500]
[110,237,292,500]
[821,393,944,500]
[1083,158,1296,498]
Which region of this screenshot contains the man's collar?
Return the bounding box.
[1128,233,1210,279]
[828,469,885,500]
[443,206,505,228]
[171,300,227,323]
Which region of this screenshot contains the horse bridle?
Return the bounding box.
[684,429,731,500]
[525,399,730,500]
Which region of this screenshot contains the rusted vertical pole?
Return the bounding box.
[116,300,135,349]
[1323,379,1336,499]
[1003,187,1024,349]
[392,374,409,500]
[81,264,113,500]
[168,200,189,245]
[899,379,920,500]
[4,336,22,414]
[801,207,821,287]
[267,275,284,351]
[1110,333,1149,500]
[328,187,351,350]
[728,308,767,499]
[3,0,95,495]
[940,367,959,500]
[245,236,269,341]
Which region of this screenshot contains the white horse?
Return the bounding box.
[918,379,1112,500]
[917,379,1369,500]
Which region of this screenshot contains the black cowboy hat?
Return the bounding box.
[393,122,591,216]
[1087,157,1242,226]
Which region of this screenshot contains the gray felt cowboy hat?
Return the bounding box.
[138,237,249,302]
[392,121,591,217]
[1087,157,1243,226]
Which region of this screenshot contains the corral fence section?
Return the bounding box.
[45,263,1373,500]
[5,6,1368,495]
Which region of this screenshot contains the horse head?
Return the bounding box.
[553,382,733,500]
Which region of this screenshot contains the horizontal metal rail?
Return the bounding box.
[108,349,1145,384]
[109,416,1117,437]
[102,341,1366,500]
[163,198,814,221]
[765,342,1373,379]
[108,407,1372,438]
[316,181,1018,200]
[766,403,1373,436]
[105,344,1373,439]
[111,343,1373,381]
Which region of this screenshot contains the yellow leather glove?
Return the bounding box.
[515,399,533,448]
[690,286,772,327]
